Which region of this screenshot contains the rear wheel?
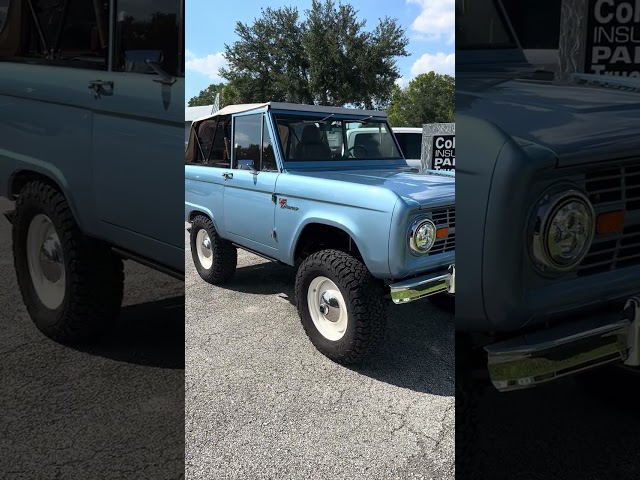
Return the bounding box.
[13,181,124,343]
[295,249,386,364]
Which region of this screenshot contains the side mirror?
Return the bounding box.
[238,159,258,173]
[124,49,176,85]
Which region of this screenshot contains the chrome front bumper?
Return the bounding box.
[486,296,640,392]
[389,265,455,304]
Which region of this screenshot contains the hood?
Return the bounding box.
[289,167,455,207]
[457,68,640,166]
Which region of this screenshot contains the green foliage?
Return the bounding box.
[387,72,455,127]
[187,82,241,108]
[213,0,408,107]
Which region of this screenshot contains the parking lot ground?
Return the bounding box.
[185,227,455,480]
[477,370,640,479]
[0,198,185,480]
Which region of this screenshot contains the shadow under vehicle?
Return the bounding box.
[456,0,640,473]
[184,102,455,364]
[0,0,185,343]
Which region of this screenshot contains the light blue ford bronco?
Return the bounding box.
[184,102,455,363]
[0,0,184,343]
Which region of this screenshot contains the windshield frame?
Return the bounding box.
[270,110,406,169]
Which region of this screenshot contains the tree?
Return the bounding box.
[187,82,242,108]
[187,83,224,107]
[387,72,455,127]
[218,0,408,108]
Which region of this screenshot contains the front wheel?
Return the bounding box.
[13,181,124,343]
[295,249,387,364]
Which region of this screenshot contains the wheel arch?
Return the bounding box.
[292,221,364,264]
[8,169,82,227]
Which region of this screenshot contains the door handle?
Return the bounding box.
[222,172,233,180]
[88,80,114,97]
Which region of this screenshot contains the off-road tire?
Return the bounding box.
[13,181,124,344]
[295,249,386,364]
[190,214,237,284]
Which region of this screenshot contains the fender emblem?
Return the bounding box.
[279,198,299,211]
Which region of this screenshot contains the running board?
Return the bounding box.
[111,247,185,281]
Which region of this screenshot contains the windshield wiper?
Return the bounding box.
[349,115,373,124]
[302,114,335,124]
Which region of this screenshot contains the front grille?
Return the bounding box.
[429,207,456,254]
[578,161,640,275]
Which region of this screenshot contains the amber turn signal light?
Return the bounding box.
[596,211,624,235]
[436,227,449,239]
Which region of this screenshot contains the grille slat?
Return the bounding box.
[578,160,640,275]
[428,207,455,255]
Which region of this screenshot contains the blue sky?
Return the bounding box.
[185,0,454,105]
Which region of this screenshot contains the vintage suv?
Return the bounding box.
[0,0,184,342]
[184,102,455,363]
[456,0,640,393]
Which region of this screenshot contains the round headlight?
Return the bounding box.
[532,190,595,271]
[409,219,437,254]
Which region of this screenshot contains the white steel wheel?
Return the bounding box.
[307,276,349,341]
[196,228,213,270]
[26,214,65,310]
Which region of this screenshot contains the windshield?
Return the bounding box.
[273,113,403,162]
[456,0,517,50]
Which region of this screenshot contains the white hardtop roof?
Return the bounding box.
[185,104,217,122]
[192,102,388,123]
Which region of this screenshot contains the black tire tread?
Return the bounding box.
[295,249,386,364]
[190,214,237,284]
[13,181,124,343]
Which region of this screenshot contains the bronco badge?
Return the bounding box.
[279,198,299,211]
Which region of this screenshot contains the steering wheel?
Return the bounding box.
[347,145,368,158]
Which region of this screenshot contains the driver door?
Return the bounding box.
[91,0,184,272]
[222,113,280,253]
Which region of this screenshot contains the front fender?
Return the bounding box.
[455,115,511,333]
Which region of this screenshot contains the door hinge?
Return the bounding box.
[272,193,277,203]
[271,228,277,240]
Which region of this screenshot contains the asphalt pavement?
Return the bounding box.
[185,226,455,480]
[0,198,185,480]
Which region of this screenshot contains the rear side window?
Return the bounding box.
[0,0,108,69]
[395,133,422,159]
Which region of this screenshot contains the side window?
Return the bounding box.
[233,114,262,169]
[0,0,108,69]
[114,0,181,76]
[262,117,277,171]
[184,116,231,168]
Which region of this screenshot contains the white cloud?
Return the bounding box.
[185,51,227,81]
[408,0,455,44]
[395,77,409,89]
[410,52,455,76]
